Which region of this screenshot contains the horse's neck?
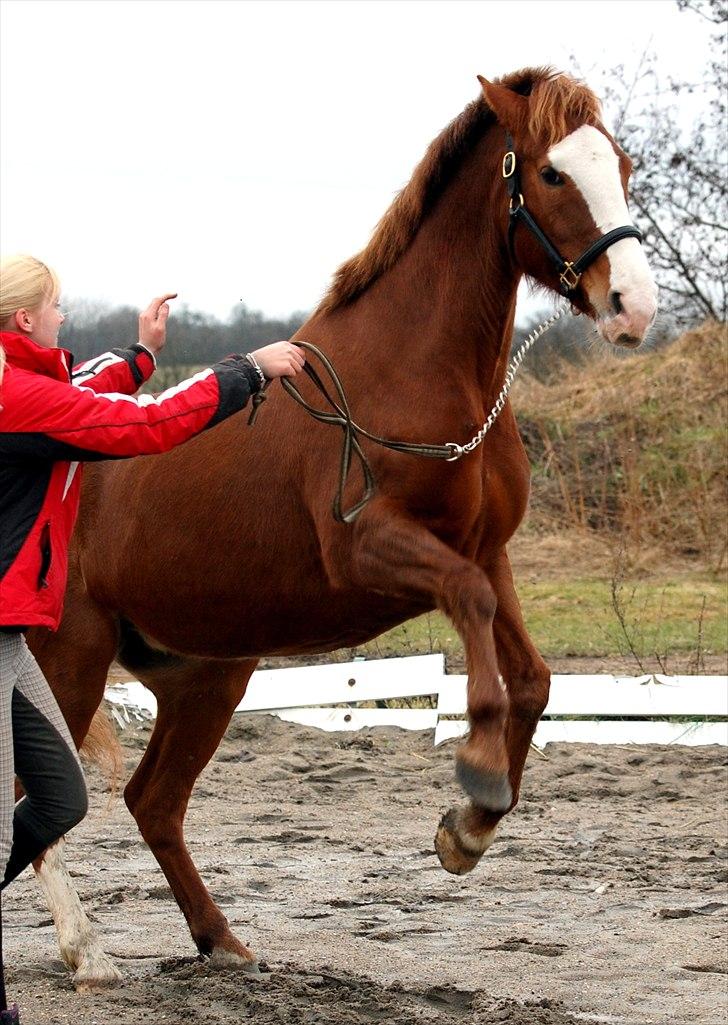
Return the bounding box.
[319,132,521,403]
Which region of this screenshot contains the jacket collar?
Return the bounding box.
[0,331,72,381]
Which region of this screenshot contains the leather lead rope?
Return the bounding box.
[248,341,460,523]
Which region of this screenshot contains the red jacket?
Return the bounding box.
[0,331,261,630]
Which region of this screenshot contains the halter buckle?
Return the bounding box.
[559,263,581,292]
[502,152,516,179]
[508,193,524,214]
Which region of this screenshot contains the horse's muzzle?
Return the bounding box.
[598,288,658,348]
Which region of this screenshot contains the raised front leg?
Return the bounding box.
[326,501,511,873]
[489,548,551,804]
[123,658,259,968]
[437,548,552,874]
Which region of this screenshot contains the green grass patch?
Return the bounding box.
[345,574,727,666]
[521,576,726,658]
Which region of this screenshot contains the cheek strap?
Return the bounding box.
[503,132,643,295]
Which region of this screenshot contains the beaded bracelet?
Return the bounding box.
[245,352,267,389]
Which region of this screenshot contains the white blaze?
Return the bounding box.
[548,125,657,330]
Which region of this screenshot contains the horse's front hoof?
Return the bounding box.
[434,808,497,876]
[434,816,480,875]
[455,759,512,812]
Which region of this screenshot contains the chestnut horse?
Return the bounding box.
[27,67,657,985]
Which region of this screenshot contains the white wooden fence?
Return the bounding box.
[104,654,728,748]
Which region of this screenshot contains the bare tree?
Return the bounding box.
[600,0,727,328]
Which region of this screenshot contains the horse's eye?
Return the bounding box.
[540,166,564,186]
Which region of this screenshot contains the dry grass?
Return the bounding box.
[513,320,728,573]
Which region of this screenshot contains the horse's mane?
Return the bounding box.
[317,66,601,316]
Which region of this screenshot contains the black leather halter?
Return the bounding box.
[503,132,643,295]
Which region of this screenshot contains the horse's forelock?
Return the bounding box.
[500,67,603,148]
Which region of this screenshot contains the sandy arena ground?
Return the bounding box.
[4,708,727,1025]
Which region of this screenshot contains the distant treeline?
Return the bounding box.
[61,296,689,387]
[61,300,308,366]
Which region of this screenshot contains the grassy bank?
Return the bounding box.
[338,571,726,675]
[513,321,727,572]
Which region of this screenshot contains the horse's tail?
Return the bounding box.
[80,706,124,800]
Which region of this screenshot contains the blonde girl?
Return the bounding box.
[0,255,304,1022]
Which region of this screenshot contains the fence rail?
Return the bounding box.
[104,654,728,748]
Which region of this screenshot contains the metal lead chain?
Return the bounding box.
[446,303,570,460]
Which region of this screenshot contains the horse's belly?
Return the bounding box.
[76,423,529,660]
[126,585,430,660]
[78,493,427,659]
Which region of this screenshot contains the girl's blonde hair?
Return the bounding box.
[0,254,61,327]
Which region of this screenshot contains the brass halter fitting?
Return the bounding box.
[502,151,516,178]
[558,263,581,292]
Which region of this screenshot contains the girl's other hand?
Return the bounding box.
[139,293,177,355]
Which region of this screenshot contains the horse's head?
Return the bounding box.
[480,71,658,348]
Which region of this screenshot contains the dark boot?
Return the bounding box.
[0,1006,19,1024]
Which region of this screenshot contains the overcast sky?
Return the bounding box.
[0,0,712,324]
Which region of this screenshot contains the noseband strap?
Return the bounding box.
[503,133,643,295]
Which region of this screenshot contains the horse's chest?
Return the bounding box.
[460,438,531,552]
[419,456,527,565]
[483,459,529,531]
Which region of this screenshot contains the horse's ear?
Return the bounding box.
[477,75,528,135]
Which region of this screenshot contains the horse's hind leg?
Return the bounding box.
[25,587,123,989]
[122,654,259,968]
[33,834,122,991]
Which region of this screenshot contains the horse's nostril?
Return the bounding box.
[610,291,624,315]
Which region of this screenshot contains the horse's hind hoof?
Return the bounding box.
[434,808,497,876]
[209,948,261,974]
[71,951,123,991]
[455,760,512,812]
